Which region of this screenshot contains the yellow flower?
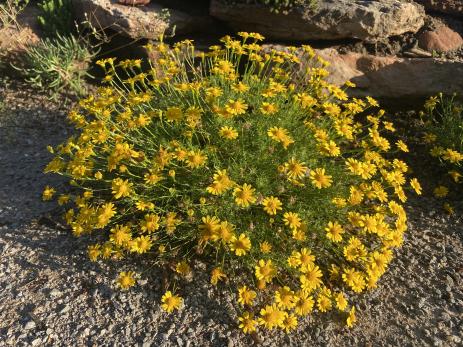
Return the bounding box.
[433,185,448,198]
[175,261,191,276]
[238,285,257,306]
[144,170,163,185]
[225,99,248,115]
[117,271,136,290]
[294,292,314,316]
[281,313,298,333]
[325,221,344,243]
[229,233,251,256]
[335,292,348,311]
[111,178,132,199]
[161,291,183,313]
[448,170,462,183]
[319,140,341,157]
[310,168,332,189]
[42,185,56,201]
[275,286,295,309]
[110,224,132,246]
[58,194,71,206]
[442,148,463,163]
[396,140,409,152]
[199,215,221,243]
[216,221,235,243]
[317,294,332,312]
[260,102,278,115]
[238,312,257,334]
[130,235,152,254]
[260,241,272,253]
[232,81,250,93]
[297,248,315,269]
[88,244,101,261]
[186,150,207,168]
[233,183,256,207]
[267,126,294,149]
[343,237,367,261]
[283,212,302,230]
[342,268,366,293]
[258,304,285,330]
[255,259,276,283]
[219,126,239,140]
[410,178,422,195]
[346,306,356,327]
[262,196,283,215]
[300,264,323,293]
[284,158,307,180]
[140,214,161,233]
[443,203,454,215]
[423,132,437,143]
[165,106,183,122]
[210,267,226,285]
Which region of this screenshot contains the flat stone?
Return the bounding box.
[415,0,463,16]
[314,48,463,102]
[418,25,463,52]
[210,0,425,42]
[73,0,214,40]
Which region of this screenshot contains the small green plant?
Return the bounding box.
[37,0,73,36]
[44,33,420,335]
[16,34,97,99]
[0,0,29,29]
[420,94,463,213]
[229,0,316,14]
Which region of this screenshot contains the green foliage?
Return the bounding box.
[228,0,316,14]
[37,0,73,36]
[419,95,463,211]
[43,33,417,334]
[422,95,463,156]
[16,34,96,99]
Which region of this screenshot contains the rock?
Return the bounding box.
[31,338,41,346]
[49,289,61,298]
[210,0,425,43]
[73,0,214,40]
[24,320,36,330]
[414,1,463,16]
[418,25,463,52]
[314,48,463,103]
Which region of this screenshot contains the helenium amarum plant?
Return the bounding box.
[43,32,421,335]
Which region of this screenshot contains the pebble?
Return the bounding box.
[59,305,70,314]
[24,321,36,330]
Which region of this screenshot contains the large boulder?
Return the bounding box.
[315,48,463,103]
[210,0,425,43]
[73,0,214,40]
[414,0,463,17]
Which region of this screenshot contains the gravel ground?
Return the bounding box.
[0,83,462,347]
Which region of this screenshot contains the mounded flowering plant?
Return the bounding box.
[43,33,420,334]
[419,94,462,214]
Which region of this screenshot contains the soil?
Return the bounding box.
[0,78,462,347]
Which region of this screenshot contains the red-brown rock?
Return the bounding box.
[418,25,463,52]
[314,48,463,101]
